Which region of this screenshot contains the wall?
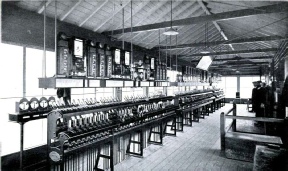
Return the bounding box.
[285,56,288,78]
[2,2,155,62]
[274,41,288,83]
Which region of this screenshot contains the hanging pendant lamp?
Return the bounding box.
[163,0,178,36]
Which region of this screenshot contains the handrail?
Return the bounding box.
[225,115,284,123]
[224,108,234,116]
[220,102,236,151]
[220,102,284,151]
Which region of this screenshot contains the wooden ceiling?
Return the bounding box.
[14,0,288,75]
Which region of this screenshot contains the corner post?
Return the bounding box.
[220,112,225,151]
[232,102,237,132]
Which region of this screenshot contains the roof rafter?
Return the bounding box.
[94,0,131,32]
[180,48,277,57]
[37,0,53,14]
[131,1,183,43]
[197,0,234,50]
[190,56,272,62]
[117,1,169,40]
[159,36,287,50]
[103,3,288,35]
[144,3,201,49]
[113,1,150,30]
[59,0,83,21]
[78,0,109,27]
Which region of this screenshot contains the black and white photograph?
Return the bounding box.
[0,0,288,170]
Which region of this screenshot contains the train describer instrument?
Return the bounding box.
[71,37,86,77]
[105,45,113,78]
[56,32,71,77]
[122,51,131,79]
[96,42,107,78]
[86,40,97,78]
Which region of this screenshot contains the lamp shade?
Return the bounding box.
[200,51,210,54]
[163,27,179,36]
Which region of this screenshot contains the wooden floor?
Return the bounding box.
[114,104,254,171]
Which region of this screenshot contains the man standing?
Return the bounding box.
[252,81,261,115]
[251,81,258,112]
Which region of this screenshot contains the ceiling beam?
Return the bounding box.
[94,1,131,32]
[37,0,53,14]
[178,26,221,55]
[197,0,234,50]
[210,63,269,68]
[160,35,286,50]
[78,0,109,27]
[139,1,195,44]
[211,66,264,69]
[117,1,168,40]
[59,0,83,21]
[210,62,269,66]
[113,1,150,30]
[180,48,277,57]
[190,56,273,62]
[210,67,265,71]
[130,1,183,43]
[103,2,288,35]
[145,5,203,49]
[142,2,200,48]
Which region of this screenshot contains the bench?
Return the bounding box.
[220,103,284,162]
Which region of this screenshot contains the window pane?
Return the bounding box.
[225,87,237,98]
[225,77,237,87]
[149,87,163,95]
[43,51,56,96]
[240,76,259,98]
[26,48,43,96]
[24,119,47,149]
[46,51,56,77]
[72,88,84,95]
[0,43,23,98]
[0,43,23,155]
[0,98,22,155]
[240,77,253,88]
[84,88,96,100]
[122,88,143,101]
[241,88,253,98]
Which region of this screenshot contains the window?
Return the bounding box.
[43,51,57,96]
[95,88,114,102]
[0,44,58,155]
[240,76,259,98]
[221,77,237,98]
[167,70,181,82]
[0,43,23,98]
[122,88,143,101]
[167,86,178,96]
[26,48,43,96]
[0,43,23,155]
[149,87,164,96]
[26,48,56,97]
[0,98,22,155]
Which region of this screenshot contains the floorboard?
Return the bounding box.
[114,104,254,171]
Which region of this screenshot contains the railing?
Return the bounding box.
[220,102,285,151]
[220,103,236,151]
